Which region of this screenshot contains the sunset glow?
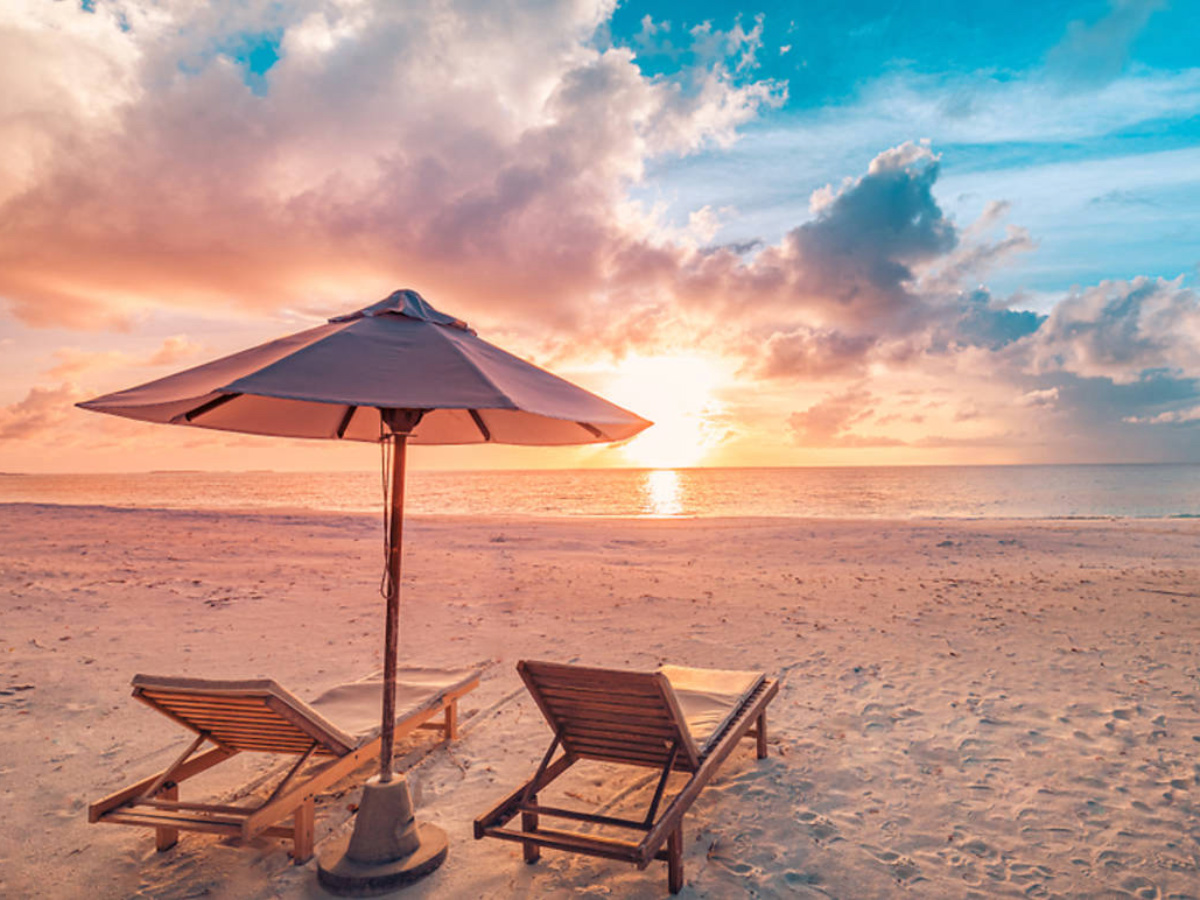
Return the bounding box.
[2,1,1200,473]
[604,356,727,469]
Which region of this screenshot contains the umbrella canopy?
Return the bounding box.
[78,289,649,445]
[79,289,651,783]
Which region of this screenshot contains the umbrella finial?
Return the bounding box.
[330,290,473,332]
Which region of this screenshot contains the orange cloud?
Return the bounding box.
[43,336,204,379]
[0,384,84,441]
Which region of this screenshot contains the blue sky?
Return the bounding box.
[611,0,1200,305]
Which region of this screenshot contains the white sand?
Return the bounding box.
[2,504,1200,899]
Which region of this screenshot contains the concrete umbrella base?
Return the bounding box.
[317,775,448,896]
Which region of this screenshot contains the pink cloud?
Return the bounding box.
[43,336,204,379]
[45,348,128,379]
[787,388,907,448]
[0,384,84,441]
[145,335,204,367]
[0,1,781,332]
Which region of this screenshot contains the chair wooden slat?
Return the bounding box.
[528,686,663,705]
[554,721,677,744]
[477,661,778,895]
[92,670,481,866]
[541,700,670,721]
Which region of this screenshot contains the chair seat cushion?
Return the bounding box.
[658,665,765,757]
[308,666,481,741]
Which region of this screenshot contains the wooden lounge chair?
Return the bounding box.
[474,660,779,893]
[89,666,481,864]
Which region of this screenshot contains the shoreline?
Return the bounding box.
[0,499,1193,524]
[3,506,1199,898]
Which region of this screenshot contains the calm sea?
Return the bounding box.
[2,465,1200,519]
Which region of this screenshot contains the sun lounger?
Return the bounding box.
[474,660,778,893]
[89,666,481,864]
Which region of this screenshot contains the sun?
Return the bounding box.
[602,355,727,468]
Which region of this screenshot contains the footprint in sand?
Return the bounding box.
[1117,875,1162,900]
[934,846,983,886]
[781,870,822,887]
[961,838,998,859]
[705,839,760,879]
[1005,861,1055,894]
[860,843,922,884]
[710,857,757,877]
[1097,849,1142,871]
[795,810,841,844]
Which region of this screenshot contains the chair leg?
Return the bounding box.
[522,795,540,864]
[444,699,459,741]
[154,783,179,852]
[292,798,314,865]
[756,711,768,759]
[667,825,683,894]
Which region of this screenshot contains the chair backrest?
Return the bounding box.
[518,661,702,771]
[132,675,358,757]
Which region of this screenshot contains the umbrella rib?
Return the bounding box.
[183,393,243,422]
[336,405,358,439]
[468,409,492,441]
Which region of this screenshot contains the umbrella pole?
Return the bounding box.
[380,430,407,782]
[319,419,447,892]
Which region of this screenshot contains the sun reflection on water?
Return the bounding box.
[643,469,683,517]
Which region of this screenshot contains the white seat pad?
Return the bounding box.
[658,665,765,757]
[308,666,480,742]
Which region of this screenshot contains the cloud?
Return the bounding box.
[787,388,907,447]
[45,348,128,380]
[0,0,783,331]
[921,218,1036,295]
[948,289,1045,351]
[663,143,1044,384]
[1017,387,1059,408]
[665,140,965,333]
[697,141,1200,462]
[1123,406,1200,425]
[1046,0,1165,88]
[687,15,767,77]
[910,432,1020,449]
[1089,189,1160,208]
[777,141,956,330]
[146,335,204,366]
[755,328,877,379]
[0,384,84,441]
[1024,277,1200,384]
[43,335,204,378]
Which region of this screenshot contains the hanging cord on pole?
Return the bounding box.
[379,421,393,600]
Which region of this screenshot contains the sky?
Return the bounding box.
[1,0,1199,472]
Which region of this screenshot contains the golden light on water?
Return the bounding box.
[603,355,727,468]
[644,468,683,516]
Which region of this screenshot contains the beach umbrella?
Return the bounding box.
[78,288,650,888]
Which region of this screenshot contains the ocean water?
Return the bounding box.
[3,465,1200,519]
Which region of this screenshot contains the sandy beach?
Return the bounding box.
[3,503,1200,899]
